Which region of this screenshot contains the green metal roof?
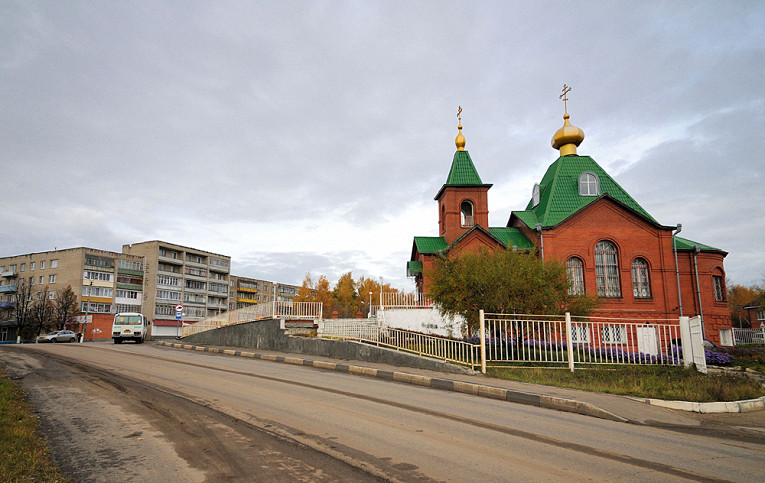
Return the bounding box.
[488,227,535,250]
[407,260,423,276]
[434,150,492,200]
[674,236,723,252]
[413,236,448,254]
[411,227,533,259]
[513,155,656,228]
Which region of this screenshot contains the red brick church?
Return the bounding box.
[408,99,732,343]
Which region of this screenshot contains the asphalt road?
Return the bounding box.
[2,342,764,482]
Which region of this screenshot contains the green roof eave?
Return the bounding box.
[407,260,423,276]
[674,236,726,253]
[413,236,448,254]
[509,210,539,230]
[488,227,535,250]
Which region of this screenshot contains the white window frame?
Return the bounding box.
[578,172,600,196]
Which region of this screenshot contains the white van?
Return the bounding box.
[112,313,151,344]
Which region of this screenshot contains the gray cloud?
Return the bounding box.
[2,1,763,288]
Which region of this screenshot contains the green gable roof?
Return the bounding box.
[411,227,533,260]
[434,150,492,200]
[413,236,448,254]
[512,155,656,228]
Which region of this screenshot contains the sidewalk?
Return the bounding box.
[156,341,764,428]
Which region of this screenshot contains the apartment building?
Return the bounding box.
[0,248,145,340]
[122,241,231,328]
[228,276,301,310]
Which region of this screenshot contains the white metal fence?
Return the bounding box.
[318,312,705,373]
[379,292,433,309]
[319,319,478,369]
[479,313,687,372]
[731,327,765,346]
[182,301,323,337]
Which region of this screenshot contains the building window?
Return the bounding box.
[631,258,651,299]
[81,302,112,313]
[156,305,175,316]
[571,325,590,343]
[85,255,112,268]
[30,262,35,271]
[595,240,621,298]
[566,257,585,296]
[532,183,540,207]
[118,259,143,271]
[116,289,139,299]
[578,172,600,196]
[82,286,112,298]
[601,326,627,344]
[757,310,765,321]
[84,271,113,282]
[20,263,26,272]
[156,290,181,301]
[40,261,46,269]
[50,259,58,268]
[39,276,44,284]
[461,200,474,227]
[713,275,725,302]
[48,274,57,283]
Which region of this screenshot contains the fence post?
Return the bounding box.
[679,316,692,368]
[565,312,575,372]
[479,310,486,374]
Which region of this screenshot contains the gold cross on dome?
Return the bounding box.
[457,105,462,123]
[560,84,572,114]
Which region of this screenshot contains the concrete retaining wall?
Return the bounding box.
[181,318,474,375]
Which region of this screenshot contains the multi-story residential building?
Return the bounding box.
[228,275,302,311]
[0,248,145,341]
[122,241,231,331]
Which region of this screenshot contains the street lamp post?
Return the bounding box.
[368,291,372,317]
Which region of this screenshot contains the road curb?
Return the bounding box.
[630,395,765,413]
[157,341,627,422]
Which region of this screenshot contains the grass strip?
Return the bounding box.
[0,369,70,482]
[487,365,765,402]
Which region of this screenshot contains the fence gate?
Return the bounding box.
[636,326,659,356]
[679,316,707,374]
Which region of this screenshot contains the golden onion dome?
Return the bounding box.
[551,113,585,156]
[455,105,466,151]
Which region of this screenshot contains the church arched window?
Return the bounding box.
[566,257,585,296]
[595,240,621,297]
[532,183,540,207]
[461,200,474,227]
[578,172,600,196]
[631,258,651,299]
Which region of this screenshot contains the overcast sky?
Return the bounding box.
[2,1,764,290]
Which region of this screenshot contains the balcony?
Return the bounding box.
[0,285,17,293]
[1,269,18,278]
[0,301,14,308]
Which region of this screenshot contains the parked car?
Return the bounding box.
[36,330,78,343]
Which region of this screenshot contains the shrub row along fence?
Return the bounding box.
[319,312,707,373]
[182,301,323,337]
